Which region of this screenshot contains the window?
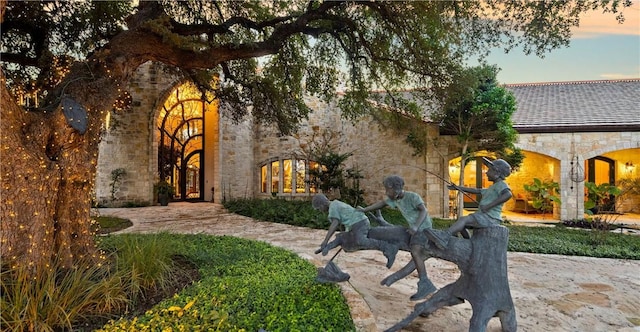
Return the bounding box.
[271,161,280,193]
[283,159,292,193]
[295,160,306,193]
[260,158,318,195]
[261,165,267,193]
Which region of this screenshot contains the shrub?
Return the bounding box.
[523,178,561,214]
[99,233,189,306]
[225,198,640,260]
[224,198,330,229]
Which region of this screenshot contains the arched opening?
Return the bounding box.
[448,155,493,215]
[157,83,216,201]
[586,156,616,212]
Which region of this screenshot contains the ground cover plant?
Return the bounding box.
[1,231,353,331]
[97,234,354,332]
[1,232,190,332]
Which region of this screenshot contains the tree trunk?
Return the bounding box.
[384,226,517,332]
[1,72,102,268]
[0,43,144,266]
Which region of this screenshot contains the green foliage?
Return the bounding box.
[308,151,352,194]
[305,149,365,207]
[1,233,199,331]
[154,180,174,196]
[226,198,638,260]
[584,181,622,214]
[2,1,133,93]
[497,148,525,172]
[102,233,181,305]
[523,178,561,214]
[224,198,330,229]
[110,168,127,201]
[3,1,632,133]
[506,225,640,260]
[433,64,521,169]
[99,235,355,332]
[343,167,366,207]
[93,215,133,234]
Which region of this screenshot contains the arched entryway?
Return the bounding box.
[586,156,616,185]
[585,156,617,212]
[157,83,217,201]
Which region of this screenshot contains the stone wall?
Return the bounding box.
[96,63,639,221]
[251,96,454,217]
[217,109,254,203]
[516,132,640,220]
[96,62,179,207]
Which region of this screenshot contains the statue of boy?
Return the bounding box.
[429,157,513,249]
[312,194,399,268]
[358,175,437,301]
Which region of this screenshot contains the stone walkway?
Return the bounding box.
[99,202,640,332]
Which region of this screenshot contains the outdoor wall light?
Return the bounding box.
[625,162,635,170]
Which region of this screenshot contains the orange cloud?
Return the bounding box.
[573,2,640,38]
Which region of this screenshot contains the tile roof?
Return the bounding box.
[505,79,640,133]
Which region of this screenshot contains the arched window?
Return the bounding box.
[260,158,319,196]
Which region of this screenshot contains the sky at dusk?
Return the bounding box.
[478,2,640,84]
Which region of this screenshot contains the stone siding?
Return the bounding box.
[516,132,640,220]
[97,63,639,221]
[96,62,179,207]
[218,111,254,202]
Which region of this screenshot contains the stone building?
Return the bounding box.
[96,62,639,221]
[505,79,640,220]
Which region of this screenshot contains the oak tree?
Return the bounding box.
[0,0,631,267]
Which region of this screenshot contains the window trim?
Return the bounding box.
[260,157,318,196]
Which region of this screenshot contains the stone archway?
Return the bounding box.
[155,81,219,202]
[96,63,221,206]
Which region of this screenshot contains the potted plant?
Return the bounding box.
[523,178,561,215]
[155,180,174,206]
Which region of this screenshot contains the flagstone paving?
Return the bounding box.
[99,202,640,332]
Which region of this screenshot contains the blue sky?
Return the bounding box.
[479,3,640,84]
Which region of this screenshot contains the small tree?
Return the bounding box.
[308,151,350,195]
[343,167,365,207]
[109,168,127,202]
[432,65,523,216]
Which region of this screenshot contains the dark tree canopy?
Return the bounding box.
[0,0,632,267]
[433,64,520,160]
[2,1,632,133]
